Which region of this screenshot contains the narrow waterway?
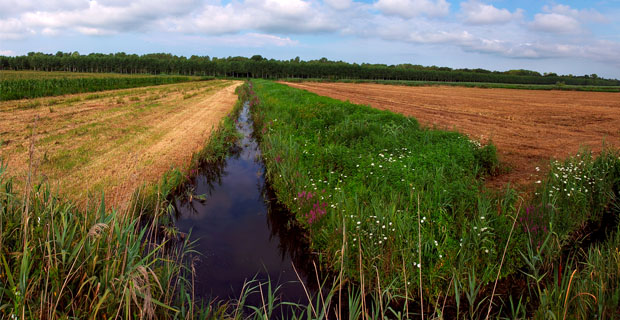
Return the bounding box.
[173,102,315,308]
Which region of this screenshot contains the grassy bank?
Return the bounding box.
[282,78,620,92]
[247,80,510,297]
[0,71,208,101]
[246,79,620,318]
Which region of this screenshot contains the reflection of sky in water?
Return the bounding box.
[173,104,310,305]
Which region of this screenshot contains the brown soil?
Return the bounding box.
[282,82,620,188]
[1,80,242,208]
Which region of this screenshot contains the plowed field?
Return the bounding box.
[283,82,620,188]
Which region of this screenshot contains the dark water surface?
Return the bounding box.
[173,102,315,307]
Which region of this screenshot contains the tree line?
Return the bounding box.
[1,52,618,86]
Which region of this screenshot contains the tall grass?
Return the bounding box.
[0,158,196,319]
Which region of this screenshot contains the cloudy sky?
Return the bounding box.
[1,0,620,78]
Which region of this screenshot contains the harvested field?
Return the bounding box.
[0,80,242,207]
[283,82,620,187]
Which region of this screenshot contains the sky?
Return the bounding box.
[1,0,620,78]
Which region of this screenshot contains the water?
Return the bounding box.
[173,102,315,308]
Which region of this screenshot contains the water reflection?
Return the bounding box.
[172,102,317,307]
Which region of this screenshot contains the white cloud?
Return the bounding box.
[0,0,619,72]
[215,33,299,47]
[324,0,353,10]
[0,18,33,40]
[529,4,607,34]
[375,0,451,19]
[15,0,200,36]
[530,13,581,34]
[0,0,87,18]
[170,0,338,35]
[546,4,607,23]
[407,30,474,44]
[460,1,522,25]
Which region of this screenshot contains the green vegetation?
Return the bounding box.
[2,78,619,318]
[246,80,508,297]
[246,80,620,318]
[0,159,196,319]
[0,74,198,101]
[2,52,618,86]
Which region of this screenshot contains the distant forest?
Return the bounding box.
[2,51,619,86]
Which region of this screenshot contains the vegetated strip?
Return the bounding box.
[3,52,619,86]
[247,80,512,301]
[247,80,620,317]
[0,84,248,319]
[282,78,620,92]
[0,74,204,101]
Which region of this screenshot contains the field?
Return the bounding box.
[283,82,620,188]
[248,80,620,318]
[0,79,241,207]
[0,70,174,80]
[1,71,619,319]
[0,73,247,319]
[0,70,201,101]
[283,78,620,92]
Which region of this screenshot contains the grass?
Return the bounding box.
[517,151,620,319]
[0,157,196,319]
[282,78,620,92]
[245,80,511,300]
[244,79,620,318]
[0,71,204,101]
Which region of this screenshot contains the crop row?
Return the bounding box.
[0,76,197,101]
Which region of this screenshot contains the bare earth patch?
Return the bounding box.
[1,80,242,207]
[282,82,620,188]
